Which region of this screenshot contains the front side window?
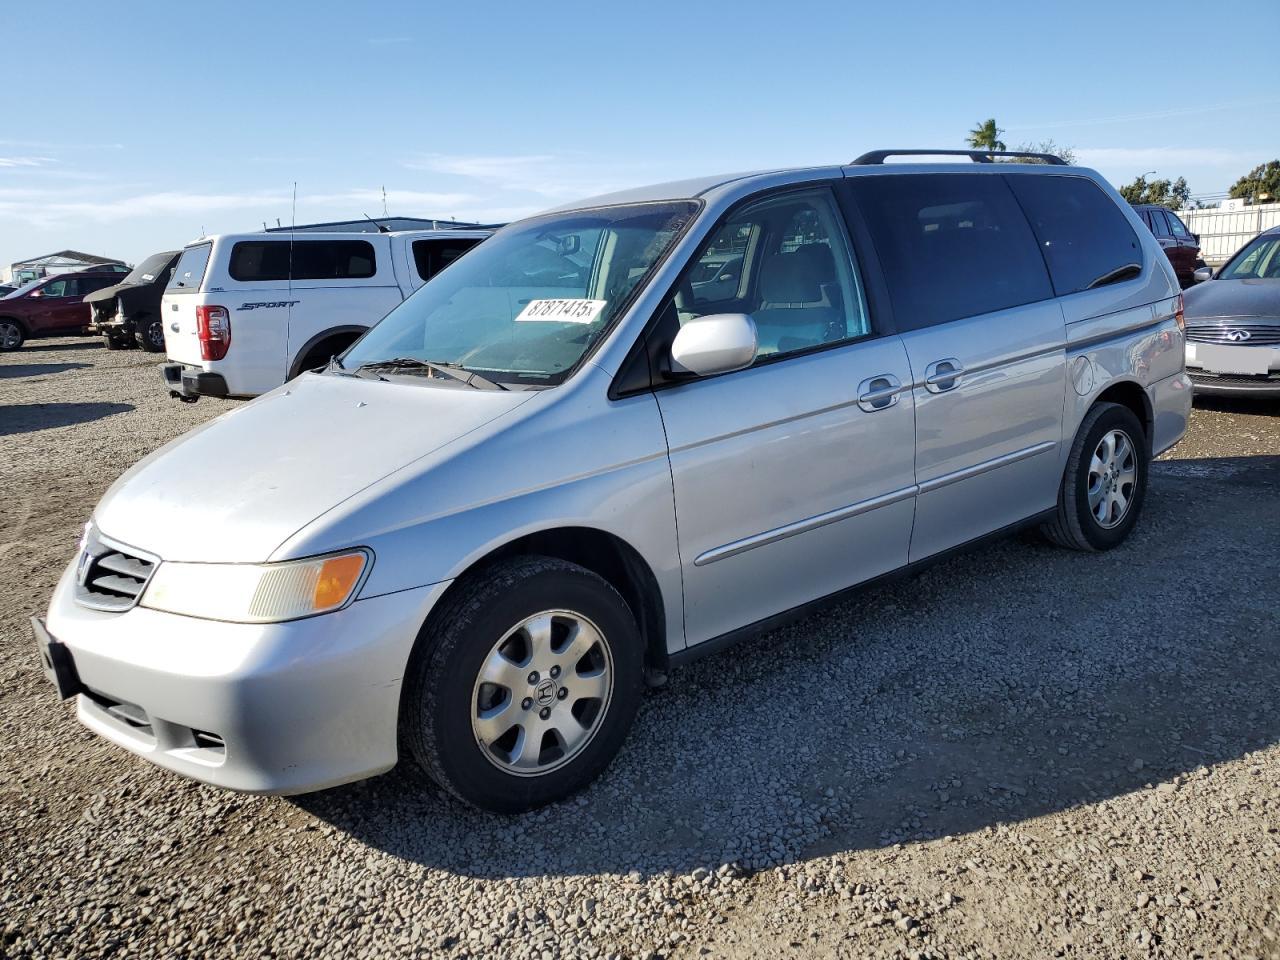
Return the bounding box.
[42,279,69,297]
[341,202,697,386]
[167,243,213,292]
[1007,175,1143,295]
[665,188,870,359]
[229,240,377,282]
[849,174,1052,330]
[1167,212,1190,238]
[1219,234,1280,280]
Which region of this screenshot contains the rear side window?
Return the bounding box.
[167,243,213,292]
[1007,175,1143,295]
[1146,209,1171,236]
[228,240,377,282]
[849,174,1052,331]
[412,238,482,282]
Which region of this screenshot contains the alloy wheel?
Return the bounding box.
[0,322,20,349]
[471,609,613,776]
[1087,428,1137,529]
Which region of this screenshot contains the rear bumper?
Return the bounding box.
[41,558,449,794]
[161,362,228,400]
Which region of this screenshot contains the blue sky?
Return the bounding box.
[2,0,1276,270]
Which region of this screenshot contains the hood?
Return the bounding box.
[93,373,535,563]
[1183,277,1280,320]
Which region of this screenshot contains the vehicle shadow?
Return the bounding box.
[0,363,91,379]
[1193,394,1280,416]
[14,340,103,353]
[0,402,134,436]
[293,454,1280,880]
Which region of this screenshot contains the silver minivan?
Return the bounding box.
[35,150,1191,812]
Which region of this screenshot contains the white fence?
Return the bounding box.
[1179,202,1280,264]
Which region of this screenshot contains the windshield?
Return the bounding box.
[1219,234,1280,280]
[122,251,178,286]
[341,201,698,386]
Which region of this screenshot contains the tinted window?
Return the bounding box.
[167,243,213,292]
[228,240,377,282]
[412,238,482,282]
[73,276,117,296]
[1146,209,1171,236]
[667,188,871,360]
[849,174,1052,330]
[1006,175,1143,295]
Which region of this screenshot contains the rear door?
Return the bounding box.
[849,172,1066,562]
[162,242,214,364]
[1164,210,1199,282]
[654,185,917,645]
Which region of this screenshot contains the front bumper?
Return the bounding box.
[1186,342,1280,397]
[41,558,448,794]
[161,362,228,401]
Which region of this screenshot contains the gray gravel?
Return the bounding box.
[2,338,1278,959]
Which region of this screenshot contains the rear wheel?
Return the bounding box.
[1042,402,1148,551]
[135,319,165,352]
[102,330,132,350]
[0,319,24,351]
[401,556,643,812]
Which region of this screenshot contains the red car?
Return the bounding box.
[0,271,122,351]
[1132,204,1203,288]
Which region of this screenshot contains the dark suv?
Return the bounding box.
[0,271,122,351]
[1132,205,1202,287]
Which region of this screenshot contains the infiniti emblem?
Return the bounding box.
[1224,329,1252,342]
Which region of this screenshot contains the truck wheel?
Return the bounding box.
[401,556,644,812]
[102,331,130,350]
[1042,402,1148,551]
[136,320,165,353]
[0,319,24,351]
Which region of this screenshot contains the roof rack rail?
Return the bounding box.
[850,149,1067,166]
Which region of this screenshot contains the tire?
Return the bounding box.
[1042,402,1148,551]
[136,319,165,353]
[102,330,131,350]
[401,555,644,812]
[0,318,24,351]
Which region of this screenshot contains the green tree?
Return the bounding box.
[1007,139,1076,165]
[1227,160,1280,204]
[966,118,1007,153]
[1117,174,1191,210]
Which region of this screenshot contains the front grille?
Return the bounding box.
[1186,322,1280,345]
[73,533,157,612]
[1190,370,1280,386]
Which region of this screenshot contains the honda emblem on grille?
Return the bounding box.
[1224,329,1252,342]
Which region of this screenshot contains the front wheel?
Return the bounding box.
[401,556,643,812]
[1042,402,1148,551]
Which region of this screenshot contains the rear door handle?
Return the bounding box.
[924,358,964,393]
[857,374,902,412]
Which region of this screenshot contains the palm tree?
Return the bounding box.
[967,118,1007,154]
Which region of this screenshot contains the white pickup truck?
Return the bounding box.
[160,229,491,400]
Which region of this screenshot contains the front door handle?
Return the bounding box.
[857,374,902,412]
[924,358,964,393]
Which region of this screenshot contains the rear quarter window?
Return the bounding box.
[412,238,482,282]
[1007,175,1144,296]
[166,243,213,292]
[228,240,377,282]
[849,173,1052,331]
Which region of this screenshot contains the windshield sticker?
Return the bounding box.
[514,298,607,324]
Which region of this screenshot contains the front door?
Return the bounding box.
[653,186,917,646]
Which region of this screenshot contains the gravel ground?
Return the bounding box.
[2,338,1278,960]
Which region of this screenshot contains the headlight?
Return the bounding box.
[140,549,371,623]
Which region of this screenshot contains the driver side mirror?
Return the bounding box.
[1193,266,1213,283]
[27,289,43,298]
[670,313,758,377]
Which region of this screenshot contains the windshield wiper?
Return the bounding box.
[1087,262,1141,289]
[353,357,507,390]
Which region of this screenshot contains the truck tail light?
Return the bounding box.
[195,305,230,360]
[1174,293,1184,333]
